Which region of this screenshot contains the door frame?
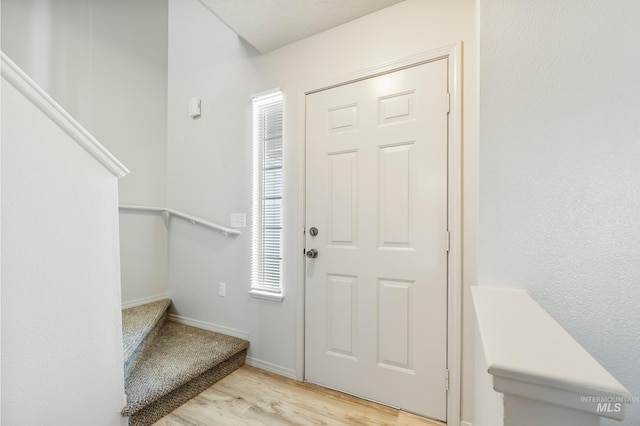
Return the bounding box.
[295,43,462,426]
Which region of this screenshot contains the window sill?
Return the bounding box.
[249,289,284,302]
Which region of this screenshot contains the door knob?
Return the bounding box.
[306,249,318,259]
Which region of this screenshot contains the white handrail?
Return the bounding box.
[119,205,240,237]
[1,52,130,178]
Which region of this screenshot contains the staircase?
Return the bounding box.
[121,299,250,426]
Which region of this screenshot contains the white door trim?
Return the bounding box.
[295,43,462,426]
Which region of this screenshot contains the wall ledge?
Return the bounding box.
[472,286,631,422]
[1,52,129,178]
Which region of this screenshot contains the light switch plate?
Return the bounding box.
[188,97,201,118]
[230,213,246,228]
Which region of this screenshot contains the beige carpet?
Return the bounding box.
[122,320,249,419]
[122,299,172,378]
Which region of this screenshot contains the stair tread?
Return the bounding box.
[122,299,172,363]
[122,320,250,416]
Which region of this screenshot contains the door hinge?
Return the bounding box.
[446,92,451,114]
[446,231,451,252]
[445,369,450,391]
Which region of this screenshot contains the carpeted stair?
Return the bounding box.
[121,299,249,426]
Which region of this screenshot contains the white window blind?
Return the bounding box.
[251,91,284,300]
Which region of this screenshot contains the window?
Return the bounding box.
[250,90,284,301]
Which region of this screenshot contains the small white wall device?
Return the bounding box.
[188,97,201,118]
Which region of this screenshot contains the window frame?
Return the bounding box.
[250,90,285,302]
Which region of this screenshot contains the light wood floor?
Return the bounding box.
[153,365,445,426]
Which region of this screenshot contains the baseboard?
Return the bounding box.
[245,356,297,380]
[121,293,170,309]
[461,421,473,426]
[167,314,250,341]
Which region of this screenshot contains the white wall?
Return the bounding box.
[479,1,640,425]
[473,326,503,426]
[167,0,478,422]
[167,0,272,367]
[1,0,169,304]
[1,69,126,426]
[1,5,4,421]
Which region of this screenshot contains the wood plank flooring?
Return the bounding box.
[152,365,445,426]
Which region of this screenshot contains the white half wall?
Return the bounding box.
[1,0,170,304]
[1,61,127,426]
[479,1,640,425]
[167,0,478,423]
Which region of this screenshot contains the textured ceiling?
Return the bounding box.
[198,0,405,54]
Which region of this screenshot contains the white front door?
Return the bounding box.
[304,58,450,421]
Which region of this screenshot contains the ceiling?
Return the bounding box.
[197,0,406,54]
